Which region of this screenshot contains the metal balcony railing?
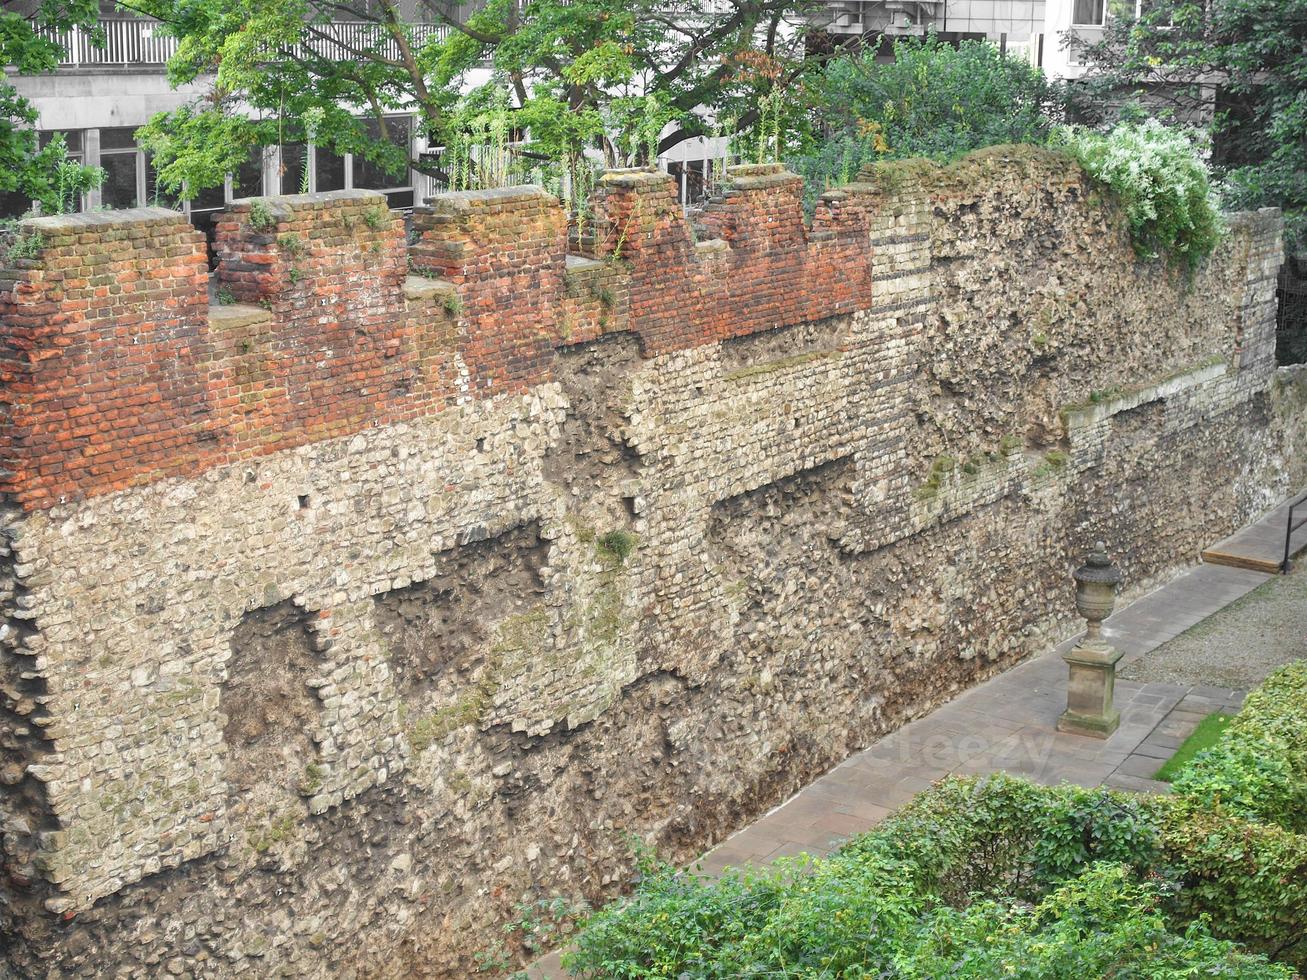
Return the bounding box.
[38,18,450,69]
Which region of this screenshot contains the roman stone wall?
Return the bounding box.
[0,148,1300,978]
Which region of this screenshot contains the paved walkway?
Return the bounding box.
[528,512,1293,977]
[1202,491,1307,573]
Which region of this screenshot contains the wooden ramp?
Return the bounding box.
[1202,490,1307,573]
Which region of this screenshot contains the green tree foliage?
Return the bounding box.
[1068,0,1307,252]
[1,0,104,213]
[788,34,1067,205]
[132,0,826,198]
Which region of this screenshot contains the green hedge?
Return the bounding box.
[563,774,1299,978]
[1157,798,1307,968]
[1171,662,1307,832]
[562,664,1307,976]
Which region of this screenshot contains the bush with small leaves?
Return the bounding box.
[1052,119,1222,272]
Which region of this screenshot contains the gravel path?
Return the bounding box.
[1120,564,1307,690]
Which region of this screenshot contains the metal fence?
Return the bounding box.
[38,18,449,68]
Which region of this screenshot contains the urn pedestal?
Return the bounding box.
[1057,542,1123,739]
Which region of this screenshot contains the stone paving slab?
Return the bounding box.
[525,561,1265,978]
[1202,491,1307,572]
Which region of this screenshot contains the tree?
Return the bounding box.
[1066,0,1307,252]
[132,0,833,199]
[1,0,105,213]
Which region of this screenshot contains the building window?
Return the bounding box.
[0,189,31,221]
[99,127,146,209]
[233,147,265,200]
[316,145,347,192]
[280,143,307,195]
[353,116,414,208]
[1072,0,1106,25]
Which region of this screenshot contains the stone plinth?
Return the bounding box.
[1058,641,1124,737]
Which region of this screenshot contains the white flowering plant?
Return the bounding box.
[1053,118,1222,273]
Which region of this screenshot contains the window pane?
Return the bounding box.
[144,155,183,210]
[39,130,83,153]
[101,127,138,151]
[280,143,306,194]
[233,147,264,198]
[354,116,411,190]
[0,190,33,220]
[100,152,139,209]
[1073,0,1105,23]
[316,145,346,191]
[190,179,226,211]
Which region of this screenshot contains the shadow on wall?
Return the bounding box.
[1277,255,1307,366]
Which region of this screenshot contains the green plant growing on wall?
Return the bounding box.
[247,813,296,854]
[442,292,463,317]
[0,225,44,265]
[1068,0,1307,254]
[362,204,389,231]
[299,763,324,795]
[596,530,637,566]
[914,454,956,500]
[1032,449,1070,480]
[788,34,1067,211]
[248,200,276,231]
[1052,119,1222,272]
[277,232,307,257]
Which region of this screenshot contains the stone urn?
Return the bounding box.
[1073,542,1121,647]
[1058,542,1124,738]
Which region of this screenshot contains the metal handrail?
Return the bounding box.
[36,18,449,68]
[1281,490,1307,573]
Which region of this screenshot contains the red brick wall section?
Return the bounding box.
[0,169,885,510]
[409,187,567,394]
[585,165,876,356]
[0,208,212,510]
[213,191,410,450]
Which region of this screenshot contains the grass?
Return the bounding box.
[1154,712,1234,782]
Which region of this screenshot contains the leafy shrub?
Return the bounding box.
[841,772,1161,904]
[1155,797,1307,970]
[1171,662,1307,832]
[1052,118,1222,271]
[789,34,1066,207]
[564,830,1294,978]
[895,862,1293,979]
[565,663,1307,976]
[564,774,1299,977]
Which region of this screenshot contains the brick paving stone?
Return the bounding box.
[1131,742,1174,761]
[1116,754,1167,778]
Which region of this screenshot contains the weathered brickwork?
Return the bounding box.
[0,148,1302,978]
